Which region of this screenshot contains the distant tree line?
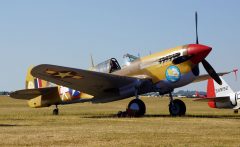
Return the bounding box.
[142,90,206,98]
[173,90,206,98]
[0,91,10,95]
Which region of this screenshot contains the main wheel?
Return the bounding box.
[127,99,146,117]
[53,109,59,115]
[169,99,186,116]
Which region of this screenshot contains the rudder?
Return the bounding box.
[207,77,234,97]
[25,66,49,89]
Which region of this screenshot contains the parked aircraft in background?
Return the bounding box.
[195,90,206,98]
[195,76,240,113]
[10,12,230,116]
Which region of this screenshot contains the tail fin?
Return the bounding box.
[207,77,234,97]
[90,54,95,67]
[25,66,49,89]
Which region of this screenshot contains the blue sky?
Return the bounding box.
[0,0,239,91]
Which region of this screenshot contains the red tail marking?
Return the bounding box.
[37,78,42,88]
[208,101,216,108]
[207,79,215,97]
[195,90,199,97]
[233,69,238,81]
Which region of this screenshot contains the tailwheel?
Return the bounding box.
[234,109,238,114]
[127,99,146,117]
[169,99,186,116]
[53,105,59,115]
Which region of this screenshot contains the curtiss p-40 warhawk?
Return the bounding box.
[11,12,230,116]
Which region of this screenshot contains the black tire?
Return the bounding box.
[169,99,186,116]
[53,109,59,115]
[127,99,146,117]
[234,110,238,114]
[117,111,123,117]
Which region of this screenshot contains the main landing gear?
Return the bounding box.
[53,105,59,115]
[117,98,146,117]
[118,87,146,117]
[118,91,186,117]
[168,93,186,116]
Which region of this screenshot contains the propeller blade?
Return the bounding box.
[172,55,192,64]
[202,59,222,85]
[195,12,199,44]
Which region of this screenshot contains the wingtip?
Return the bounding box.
[31,64,53,77]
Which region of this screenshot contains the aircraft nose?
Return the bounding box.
[187,44,212,64]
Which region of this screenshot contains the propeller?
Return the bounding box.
[202,59,222,85]
[195,12,222,85]
[195,12,199,44]
[173,12,222,85]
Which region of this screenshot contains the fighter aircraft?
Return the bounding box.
[10,12,230,116]
[194,76,240,113]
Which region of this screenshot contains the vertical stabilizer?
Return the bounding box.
[207,77,234,97]
[90,54,94,67]
[25,66,49,89]
[207,79,215,97]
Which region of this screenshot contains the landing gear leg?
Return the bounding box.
[125,87,146,117]
[135,87,139,99]
[53,105,59,115]
[168,92,186,116]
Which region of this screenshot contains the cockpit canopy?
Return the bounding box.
[91,58,121,73]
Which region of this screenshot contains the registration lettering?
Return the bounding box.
[215,86,229,93]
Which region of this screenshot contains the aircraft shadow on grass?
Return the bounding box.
[0,124,29,127]
[84,114,240,120]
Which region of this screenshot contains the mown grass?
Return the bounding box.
[0,96,239,147]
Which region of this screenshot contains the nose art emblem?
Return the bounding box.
[165,66,181,83]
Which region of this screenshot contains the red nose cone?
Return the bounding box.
[187,44,212,64]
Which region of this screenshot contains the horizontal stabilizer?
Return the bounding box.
[10,87,58,100]
[193,71,232,83]
[194,96,230,102]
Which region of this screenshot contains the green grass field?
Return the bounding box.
[0,95,239,146]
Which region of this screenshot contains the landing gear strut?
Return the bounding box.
[53,105,59,115]
[169,93,186,116]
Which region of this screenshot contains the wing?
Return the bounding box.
[10,87,58,100]
[194,96,230,102]
[193,71,231,83]
[31,64,142,99]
